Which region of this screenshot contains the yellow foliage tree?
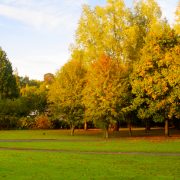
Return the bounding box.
[83,56,128,138]
[48,59,86,135]
[130,21,180,136]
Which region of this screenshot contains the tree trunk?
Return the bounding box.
[128,121,132,137]
[165,119,169,137]
[104,128,109,139]
[84,120,88,131]
[145,119,151,133]
[113,121,120,132]
[71,125,75,136]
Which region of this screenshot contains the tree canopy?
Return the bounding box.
[129,22,180,135]
[0,48,19,99]
[48,58,86,135]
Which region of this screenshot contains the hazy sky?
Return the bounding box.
[0,0,179,80]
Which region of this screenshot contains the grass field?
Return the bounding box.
[0,129,180,179]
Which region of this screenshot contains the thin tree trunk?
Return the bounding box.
[145,119,151,133]
[71,125,75,136]
[165,119,169,136]
[113,121,120,132]
[104,128,109,139]
[128,121,132,137]
[84,120,88,131]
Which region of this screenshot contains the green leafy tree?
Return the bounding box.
[48,59,86,135]
[21,83,48,115]
[0,48,19,99]
[0,97,31,129]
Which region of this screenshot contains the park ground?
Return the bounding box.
[0,128,180,179]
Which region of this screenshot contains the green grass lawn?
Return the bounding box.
[0,151,180,180]
[0,139,180,153]
[0,129,180,179]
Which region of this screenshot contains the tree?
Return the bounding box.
[21,83,48,115]
[73,0,164,135]
[129,21,180,136]
[75,0,131,63]
[48,59,86,135]
[83,56,128,138]
[0,47,19,99]
[75,0,162,64]
[0,97,31,129]
[128,0,162,63]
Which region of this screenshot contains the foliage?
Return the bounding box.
[130,22,180,124]
[0,115,18,130]
[18,117,34,129]
[0,97,31,129]
[74,0,162,65]
[34,115,51,129]
[48,59,86,135]
[0,47,19,99]
[50,118,70,129]
[75,0,131,63]
[21,83,48,114]
[129,0,162,62]
[83,56,128,137]
[18,76,41,88]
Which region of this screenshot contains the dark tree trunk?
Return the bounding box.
[113,121,120,132]
[165,119,169,136]
[145,119,151,133]
[128,121,132,137]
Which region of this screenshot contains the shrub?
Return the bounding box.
[0,115,19,130]
[51,118,70,129]
[18,117,35,129]
[34,115,51,129]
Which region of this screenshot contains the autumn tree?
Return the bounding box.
[126,0,162,63]
[73,0,164,133]
[129,21,180,136]
[83,56,128,138]
[75,0,131,63]
[48,59,86,135]
[0,47,19,99]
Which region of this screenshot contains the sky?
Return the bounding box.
[0,0,179,80]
